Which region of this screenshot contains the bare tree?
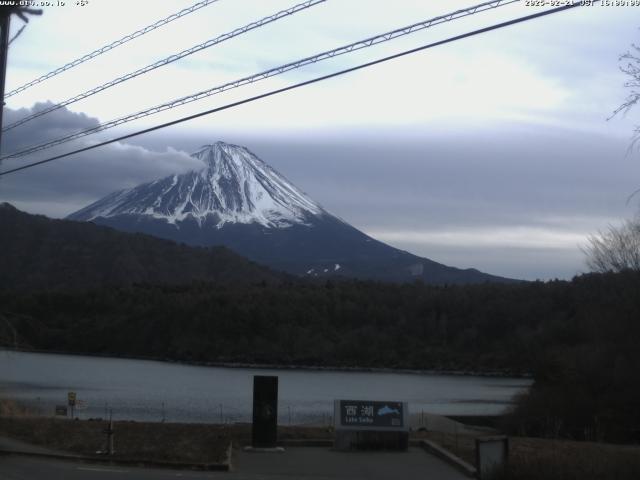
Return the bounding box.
[587,40,640,272]
[584,218,640,272]
[612,42,640,145]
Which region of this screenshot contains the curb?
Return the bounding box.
[279,439,333,447]
[0,445,232,471]
[225,440,234,470]
[419,439,477,478]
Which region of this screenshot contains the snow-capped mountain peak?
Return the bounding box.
[69,141,325,228]
[67,140,514,285]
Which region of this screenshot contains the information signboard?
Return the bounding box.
[339,400,404,428]
[67,391,76,407]
[333,399,409,451]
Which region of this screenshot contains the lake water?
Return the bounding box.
[0,350,531,424]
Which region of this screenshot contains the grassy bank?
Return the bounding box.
[0,416,233,464]
[2,416,640,478]
[0,416,332,465]
[0,399,33,416]
[420,429,640,480]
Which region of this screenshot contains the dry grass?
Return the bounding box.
[506,437,640,480]
[0,416,334,465]
[0,417,231,464]
[4,415,640,478]
[418,429,640,480]
[0,399,34,416]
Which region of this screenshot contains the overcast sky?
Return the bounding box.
[1,0,639,280]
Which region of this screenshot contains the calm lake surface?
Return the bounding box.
[0,350,531,424]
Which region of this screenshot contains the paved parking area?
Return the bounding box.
[233,446,468,479]
[0,446,469,480]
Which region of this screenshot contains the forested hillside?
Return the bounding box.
[2,270,640,444]
[2,200,639,442]
[0,203,281,290]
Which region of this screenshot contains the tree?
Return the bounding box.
[584,218,640,272]
[612,42,640,144]
[586,40,640,273]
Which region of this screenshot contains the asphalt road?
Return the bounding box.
[0,455,221,480]
[0,447,469,480]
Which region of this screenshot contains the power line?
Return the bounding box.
[0,3,583,178]
[4,0,222,99]
[1,0,520,160]
[0,6,42,167]
[3,0,325,133]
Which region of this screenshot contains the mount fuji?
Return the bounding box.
[68,141,511,284]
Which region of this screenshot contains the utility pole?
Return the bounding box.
[0,9,11,156]
[104,409,115,455]
[0,6,42,157]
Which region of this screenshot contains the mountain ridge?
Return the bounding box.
[68,141,517,285]
[0,202,282,291]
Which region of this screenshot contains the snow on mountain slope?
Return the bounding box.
[68,140,517,284]
[69,141,325,228]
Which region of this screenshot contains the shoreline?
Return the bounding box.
[0,346,532,379]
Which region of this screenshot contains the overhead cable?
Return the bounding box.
[4,0,221,99]
[2,0,325,132]
[0,3,583,178]
[0,0,520,160]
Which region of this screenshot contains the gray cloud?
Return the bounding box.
[0,104,203,217]
[120,122,639,280]
[4,101,101,151]
[1,2,638,281]
[1,103,637,280]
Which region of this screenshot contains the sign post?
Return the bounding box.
[67,391,76,419]
[103,410,115,456]
[334,399,409,451]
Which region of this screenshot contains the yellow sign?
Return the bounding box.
[68,391,76,406]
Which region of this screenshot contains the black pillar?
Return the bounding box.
[251,375,278,448]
